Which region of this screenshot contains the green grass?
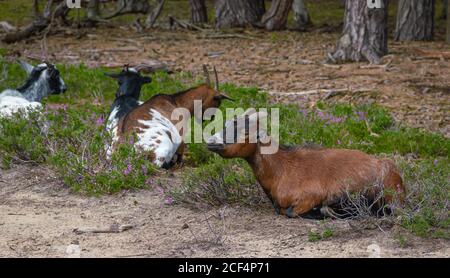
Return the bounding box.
[308,227,334,242]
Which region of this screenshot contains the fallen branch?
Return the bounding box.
[2,1,69,44]
[0,21,17,33]
[92,60,172,73]
[322,63,342,69]
[73,224,133,234]
[82,47,141,53]
[169,16,205,31]
[207,51,225,57]
[268,87,374,98]
[359,59,393,71]
[199,33,256,40]
[412,49,450,60]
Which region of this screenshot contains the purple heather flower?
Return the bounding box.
[434,159,438,166]
[141,165,148,175]
[95,115,104,127]
[330,116,344,124]
[337,139,341,145]
[156,186,164,195]
[129,137,134,145]
[356,111,367,121]
[123,164,132,176]
[164,196,174,205]
[145,178,153,185]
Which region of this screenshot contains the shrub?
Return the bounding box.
[169,156,266,209]
[397,157,449,239]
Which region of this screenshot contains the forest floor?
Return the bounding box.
[0,27,449,257]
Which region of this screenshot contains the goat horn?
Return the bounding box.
[213,66,219,91]
[202,64,210,87]
[220,93,234,101]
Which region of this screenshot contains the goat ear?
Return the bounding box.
[17,60,34,75]
[140,76,152,84]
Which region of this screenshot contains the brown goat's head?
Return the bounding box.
[206,109,268,158]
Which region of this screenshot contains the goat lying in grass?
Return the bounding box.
[0,61,67,117]
[206,110,405,219]
[107,65,232,168]
[105,66,152,158]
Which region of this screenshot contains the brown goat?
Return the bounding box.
[116,66,232,168]
[206,110,405,218]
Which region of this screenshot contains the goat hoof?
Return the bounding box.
[274,204,281,215]
[285,206,297,218]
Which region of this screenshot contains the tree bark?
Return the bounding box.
[292,0,311,31]
[103,0,150,19]
[395,0,435,41]
[328,0,388,64]
[443,0,448,19]
[447,0,450,43]
[215,0,265,28]
[189,0,208,24]
[87,0,101,21]
[261,0,293,30]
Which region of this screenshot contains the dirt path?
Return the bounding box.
[0,164,448,258]
[2,28,449,136]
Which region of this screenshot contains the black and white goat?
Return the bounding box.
[0,61,67,117]
[105,66,152,157]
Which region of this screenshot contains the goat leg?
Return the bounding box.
[273,201,281,215]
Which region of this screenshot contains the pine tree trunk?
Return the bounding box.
[292,0,310,31]
[328,0,388,64]
[189,0,208,24]
[395,0,435,41]
[215,0,265,28]
[443,0,448,19]
[87,0,101,21]
[447,0,450,43]
[261,0,294,31]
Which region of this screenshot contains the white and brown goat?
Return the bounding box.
[206,110,405,219]
[109,65,232,168]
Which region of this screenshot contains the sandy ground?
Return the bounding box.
[0,164,448,258]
